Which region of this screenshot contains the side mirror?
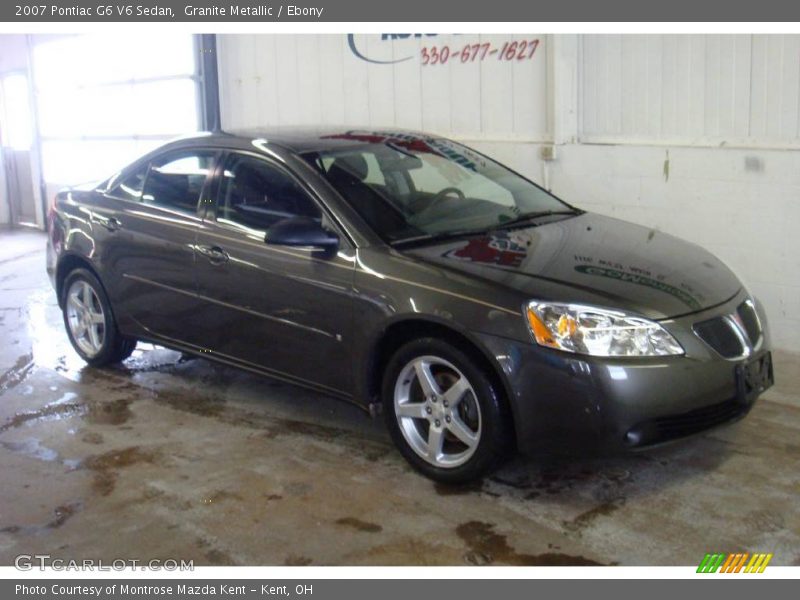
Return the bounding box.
[265,216,339,253]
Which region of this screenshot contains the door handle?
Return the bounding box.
[197,245,229,264]
[93,214,122,232]
[104,217,122,232]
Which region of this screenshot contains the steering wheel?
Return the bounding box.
[431,187,466,204]
[409,186,467,226]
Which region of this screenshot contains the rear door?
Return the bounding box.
[103,149,218,344]
[192,151,355,396]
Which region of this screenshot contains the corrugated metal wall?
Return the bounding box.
[581,35,800,146]
[220,33,800,147]
[218,34,550,140]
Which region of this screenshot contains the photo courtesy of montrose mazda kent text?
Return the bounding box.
[46,128,774,482]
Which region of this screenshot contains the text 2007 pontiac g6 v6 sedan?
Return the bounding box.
[47,128,774,482]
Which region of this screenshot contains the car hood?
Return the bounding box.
[402,212,742,320]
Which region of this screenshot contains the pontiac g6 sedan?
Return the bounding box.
[47,128,774,482]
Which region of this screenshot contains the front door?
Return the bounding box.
[193,152,355,397]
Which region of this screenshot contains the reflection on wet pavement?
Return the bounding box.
[0,231,799,566]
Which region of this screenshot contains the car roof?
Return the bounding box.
[175,126,444,155]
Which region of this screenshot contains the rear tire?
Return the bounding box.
[382,337,512,483]
[62,268,136,367]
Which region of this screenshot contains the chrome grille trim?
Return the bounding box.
[737,298,763,349]
[721,314,751,360]
[693,298,763,361]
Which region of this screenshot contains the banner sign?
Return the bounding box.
[2,0,799,22]
[3,579,796,600]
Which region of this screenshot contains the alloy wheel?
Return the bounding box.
[393,355,482,468]
[65,279,106,358]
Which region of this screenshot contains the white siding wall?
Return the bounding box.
[218,34,550,140]
[217,34,800,353]
[581,35,800,147]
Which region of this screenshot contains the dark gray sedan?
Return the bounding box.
[46,128,774,482]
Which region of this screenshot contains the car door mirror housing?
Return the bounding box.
[265,217,339,253]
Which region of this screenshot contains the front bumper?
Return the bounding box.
[477,290,772,456]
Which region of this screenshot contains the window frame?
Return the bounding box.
[126,148,220,218]
[104,161,150,203]
[207,150,349,245]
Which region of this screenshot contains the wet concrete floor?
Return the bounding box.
[0,230,798,566]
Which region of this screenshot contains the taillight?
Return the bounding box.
[47,194,58,232]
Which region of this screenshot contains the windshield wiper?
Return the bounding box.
[390,208,582,248]
[487,209,581,232]
[389,227,488,248]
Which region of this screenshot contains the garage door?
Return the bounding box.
[32,33,200,190]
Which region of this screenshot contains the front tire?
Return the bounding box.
[382,338,511,483]
[62,268,136,367]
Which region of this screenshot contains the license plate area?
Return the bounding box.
[736,351,774,405]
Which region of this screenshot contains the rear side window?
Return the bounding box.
[108,167,147,202]
[142,151,216,215]
[217,154,321,232]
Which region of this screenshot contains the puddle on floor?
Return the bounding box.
[82,446,161,497]
[0,353,34,393]
[456,520,605,566]
[335,517,383,533]
[1,438,59,462]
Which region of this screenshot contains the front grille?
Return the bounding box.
[694,317,744,358]
[736,301,761,345]
[626,399,747,447]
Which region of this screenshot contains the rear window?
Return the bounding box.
[141,151,216,215]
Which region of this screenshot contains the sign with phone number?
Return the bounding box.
[421,39,540,66]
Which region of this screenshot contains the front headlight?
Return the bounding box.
[525,301,684,357]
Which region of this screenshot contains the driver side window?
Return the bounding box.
[217,154,322,233]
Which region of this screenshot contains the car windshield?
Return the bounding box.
[302,135,576,244]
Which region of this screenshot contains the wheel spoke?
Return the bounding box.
[446,413,479,448]
[81,282,93,308]
[443,376,471,408]
[396,402,428,419]
[68,291,85,312]
[89,311,105,325]
[73,321,87,337]
[426,426,445,460]
[413,359,440,397]
[87,324,102,351]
